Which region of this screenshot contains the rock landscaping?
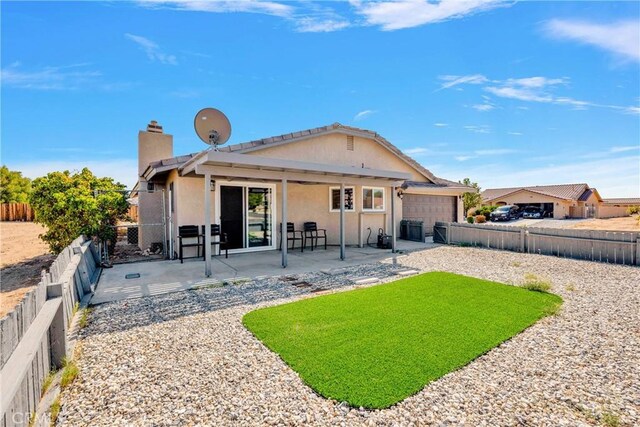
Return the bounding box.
[57,245,639,426]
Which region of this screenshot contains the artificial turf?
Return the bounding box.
[242,272,562,409]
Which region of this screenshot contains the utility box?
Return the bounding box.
[406,220,424,242]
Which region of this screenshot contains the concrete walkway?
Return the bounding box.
[91,240,433,305]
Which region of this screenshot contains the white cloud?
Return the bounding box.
[543,19,640,62]
[125,33,178,65]
[139,1,349,33]
[0,63,101,90]
[404,147,430,155]
[610,145,639,153]
[471,103,495,112]
[474,148,517,155]
[508,131,523,136]
[353,109,376,121]
[455,155,475,161]
[138,0,293,17]
[352,0,508,31]
[438,74,488,90]
[433,122,449,127]
[464,125,491,134]
[296,17,349,32]
[8,159,138,189]
[441,73,640,115]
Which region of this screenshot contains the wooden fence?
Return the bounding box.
[434,222,640,266]
[0,204,34,222]
[0,236,100,427]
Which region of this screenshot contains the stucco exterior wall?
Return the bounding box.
[247,134,429,182]
[166,178,399,254]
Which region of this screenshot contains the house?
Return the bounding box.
[134,120,468,274]
[480,184,637,219]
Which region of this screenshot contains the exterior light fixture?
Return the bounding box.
[397,189,404,199]
[210,179,216,191]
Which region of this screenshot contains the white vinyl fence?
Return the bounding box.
[434,222,640,266]
[1,236,100,427]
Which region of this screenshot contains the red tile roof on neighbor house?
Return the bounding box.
[602,198,640,205]
[481,183,592,202]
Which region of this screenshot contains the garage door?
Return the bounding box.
[402,194,456,236]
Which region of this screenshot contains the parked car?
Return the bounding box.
[522,206,543,219]
[490,205,520,221]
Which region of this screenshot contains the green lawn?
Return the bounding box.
[242,272,561,409]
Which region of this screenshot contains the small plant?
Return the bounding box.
[509,261,522,267]
[60,359,78,389]
[542,302,562,317]
[521,273,551,293]
[565,283,576,292]
[475,215,486,223]
[626,205,640,215]
[466,216,474,224]
[78,308,92,328]
[601,411,620,427]
[41,370,57,396]
[50,395,61,426]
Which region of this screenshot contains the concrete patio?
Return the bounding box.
[91,240,433,305]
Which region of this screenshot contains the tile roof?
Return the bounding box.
[146,123,459,185]
[481,183,591,202]
[602,198,640,205]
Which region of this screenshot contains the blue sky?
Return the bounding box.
[2,0,639,196]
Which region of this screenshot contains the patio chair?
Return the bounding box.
[279,222,304,252]
[201,224,229,259]
[178,225,202,263]
[303,222,327,251]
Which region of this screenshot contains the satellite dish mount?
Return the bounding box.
[194,108,232,151]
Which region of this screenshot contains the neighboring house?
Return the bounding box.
[134,121,468,261]
[481,184,636,219]
[600,198,640,218]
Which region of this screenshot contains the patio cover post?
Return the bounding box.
[281,178,287,268]
[391,186,396,253]
[340,183,345,260]
[204,172,212,277]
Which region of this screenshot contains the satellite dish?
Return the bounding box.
[194,108,232,149]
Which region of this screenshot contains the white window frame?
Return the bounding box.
[362,186,386,212]
[329,186,355,212]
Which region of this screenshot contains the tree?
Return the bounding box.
[0,166,32,203]
[459,178,482,215]
[29,168,129,253]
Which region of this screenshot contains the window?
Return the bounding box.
[362,187,385,211]
[329,187,355,212]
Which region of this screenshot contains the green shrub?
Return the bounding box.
[627,205,640,215]
[475,215,486,223]
[475,205,499,218]
[601,412,620,427]
[467,216,475,224]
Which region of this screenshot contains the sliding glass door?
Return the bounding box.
[217,182,275,252]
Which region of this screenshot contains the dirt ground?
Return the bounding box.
[0,222,54,318]
[569,215,640,232]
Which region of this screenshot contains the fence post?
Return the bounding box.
[46,283,67,368]
[520,229,526,253]
[636,237,640,266]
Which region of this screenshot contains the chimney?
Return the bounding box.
[138,120,173,177]
[147,120,163,133]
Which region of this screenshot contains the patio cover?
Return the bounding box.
[180,150,412,277]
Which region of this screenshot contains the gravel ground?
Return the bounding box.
[58,246,640,426]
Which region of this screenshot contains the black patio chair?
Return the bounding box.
[201,224,229,259]
[279,222,304,252]
[303,222,327,251]
[178,225,202,263]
